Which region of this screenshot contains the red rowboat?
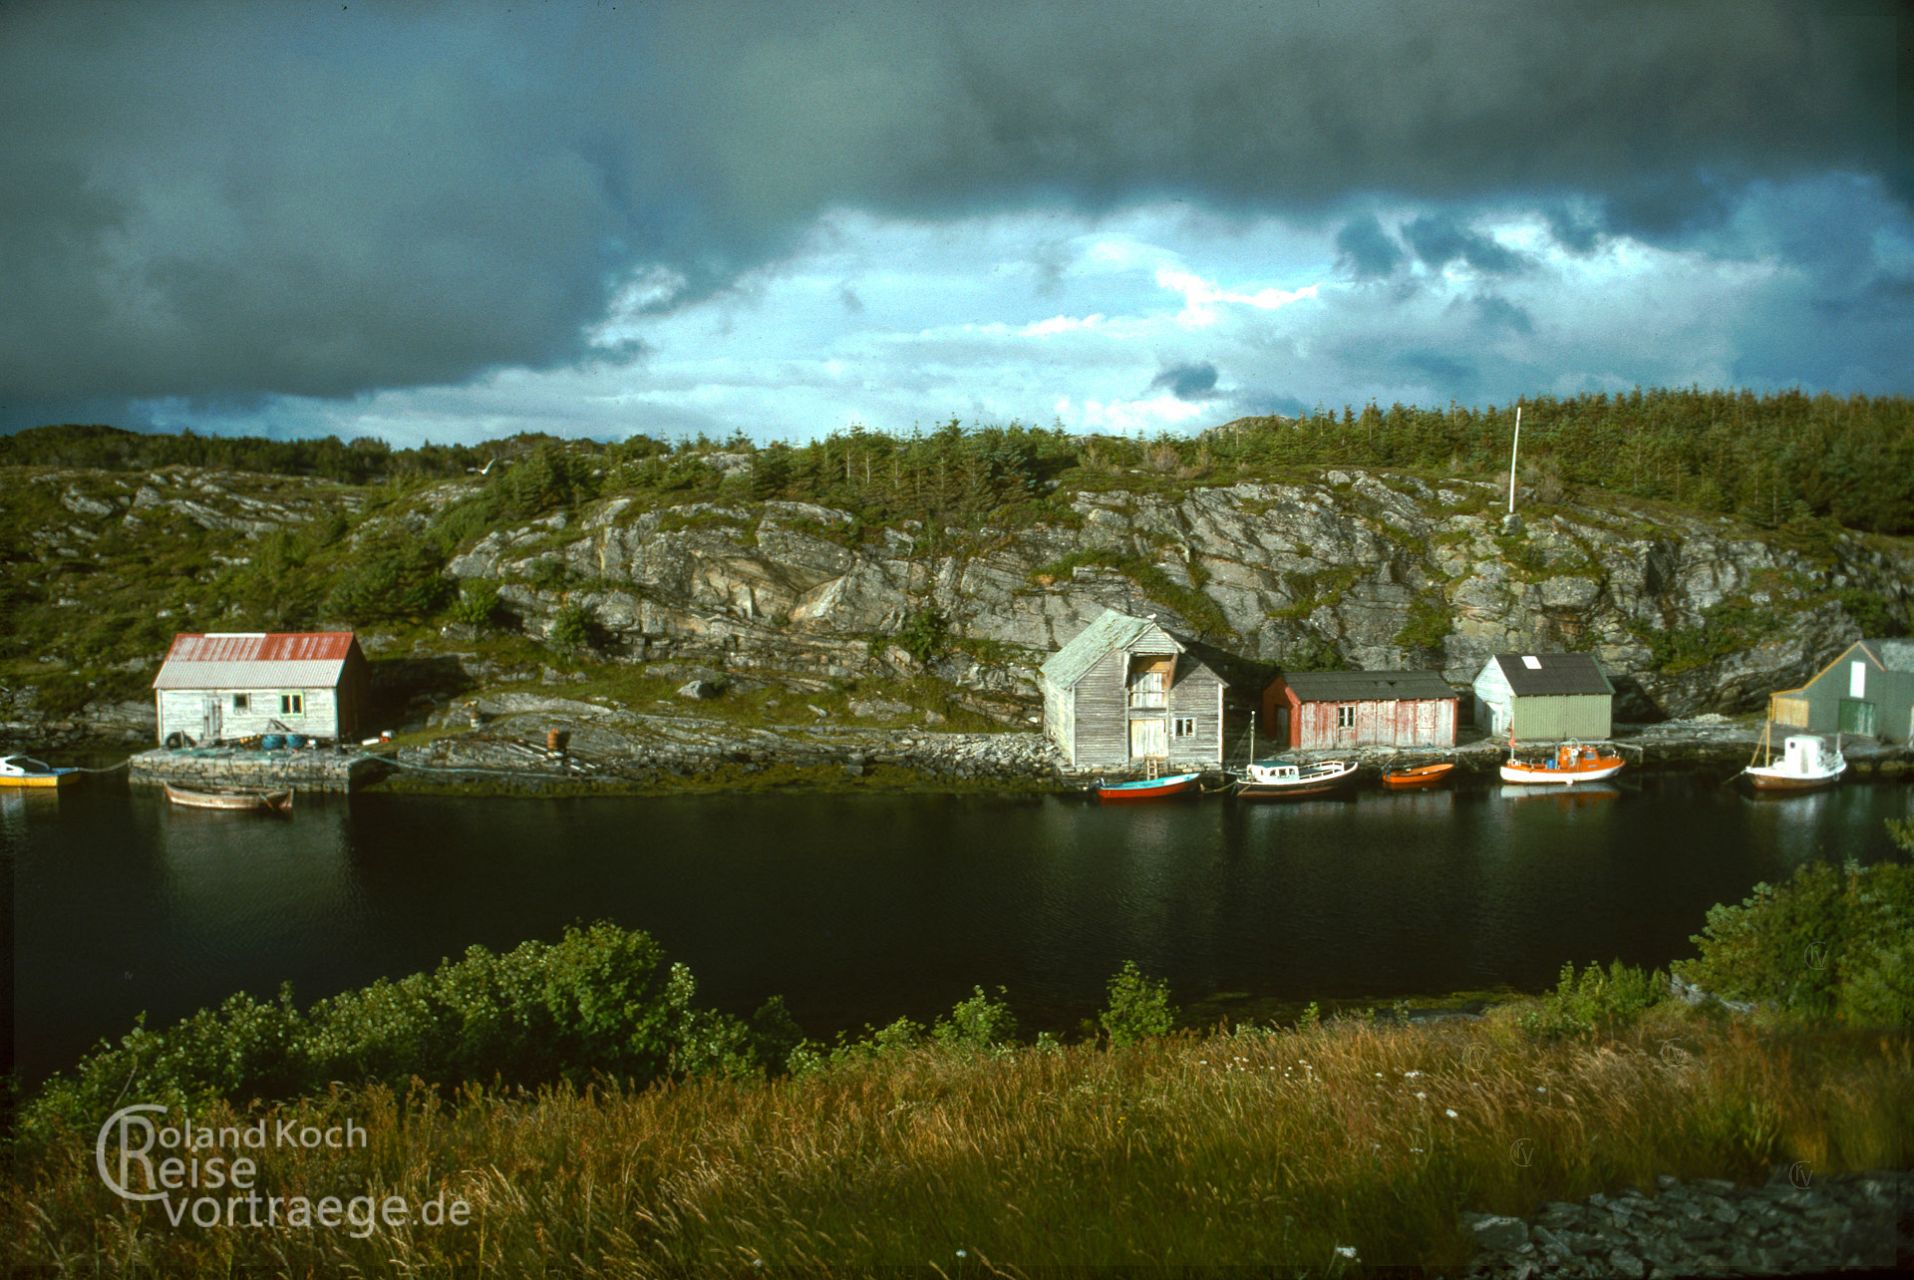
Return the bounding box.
[1094,772,1203,803]
[1380,762,1455,790]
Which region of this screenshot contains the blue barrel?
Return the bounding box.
[261,733,285,751]
[286,733,306,749]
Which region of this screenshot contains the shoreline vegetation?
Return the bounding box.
[8,835,1910,1275]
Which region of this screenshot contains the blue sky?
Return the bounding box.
[3,1,1910,445]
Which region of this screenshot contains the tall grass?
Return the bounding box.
[9,1009,1908,1276]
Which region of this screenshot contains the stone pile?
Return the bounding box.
[1461,1168,1910,1278]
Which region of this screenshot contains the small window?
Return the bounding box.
[1337,706,1356,728]
[1521,655,1542,670]
[280,693,304,715]
[231,693,250,712]
[1173,716,1196,738]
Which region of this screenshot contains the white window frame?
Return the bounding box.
[1337,705,1356,728]
[280,692,304,715]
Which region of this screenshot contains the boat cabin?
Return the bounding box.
[1776,734,1840,776]
[1040,608,1226,769]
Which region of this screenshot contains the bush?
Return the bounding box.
[21,923,757,1142]
[1673,852,1914,1027]
[932,986,1018,1053]
[549,601,596,651]
[893,605,951,667]
[1099,961,1176,1047]
[324,539,454,623]
[447,580,501,628]
[1519,960,1666,1040]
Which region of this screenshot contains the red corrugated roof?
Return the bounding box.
[163,632,357,663]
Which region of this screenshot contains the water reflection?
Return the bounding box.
[10,777,1910,1085]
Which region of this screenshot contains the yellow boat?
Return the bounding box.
[0,754,81,789]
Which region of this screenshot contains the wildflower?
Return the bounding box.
[1404,1069,1423,1079]
[1410,1146,1424,1153]
[1334,1245,1358,1260]
[1415,1090,1427,1100]
[1198,1060,1208,1066]
[1444,1108,1459,1119]
[1536,1085,1547,1093]
[1375,1072,1384,1078]
[956,1249,968,1259]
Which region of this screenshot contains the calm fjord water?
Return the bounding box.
[6,778,1909,1083]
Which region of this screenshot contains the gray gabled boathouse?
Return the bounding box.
[1040,608,1225,769]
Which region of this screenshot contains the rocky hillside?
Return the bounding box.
[5,448,1910,747]
[439,470,1912,721]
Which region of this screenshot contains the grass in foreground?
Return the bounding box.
[7,1009,1908,1276]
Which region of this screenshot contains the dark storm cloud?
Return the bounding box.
[1,0,1906,423]
[1470,295,1534,335]
[1334,214,1405,279]
[1402,215,1527,276]
[1148,361,1220,401]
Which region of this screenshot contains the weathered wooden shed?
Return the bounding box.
[1261,670,1458,750]
[1769,638,1914,742]
[1040,609,1225,769]
[153,632,369,746]
[1472,652,1614,742]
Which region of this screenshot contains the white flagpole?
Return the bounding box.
[1507,405,1521,516]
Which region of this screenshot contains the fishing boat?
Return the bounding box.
[1232,758,1358,801]
[163,783,294,813]
[0,754,80,789]
[1742,732,1845,793]
[1499,741,1624,785]
[1380,761,1455,790]
[1094,772,1203,803]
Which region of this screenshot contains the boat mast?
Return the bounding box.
[1507,405,1521,516]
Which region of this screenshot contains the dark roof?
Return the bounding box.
[1279,670,1457,702]
[1491,652,1614,697]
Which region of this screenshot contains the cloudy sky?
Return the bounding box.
[2,0,1909,445]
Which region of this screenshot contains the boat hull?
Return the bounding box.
[1234,778,1352,801]
[1095,773,1202,803]
[0,772,77,789]
[1381,763,1454,790]
[164,783,294,813]
[1743,765,1845,792]
[1498,760,1624,785]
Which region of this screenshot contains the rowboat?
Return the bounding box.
[1499,742,1624,785]
[0,754,80,789]
[1094,772,1203,803]
[163,783,294,813]
[1233,758,1358,801]
[1742,733,1845,793]
[1380,761,1455,790]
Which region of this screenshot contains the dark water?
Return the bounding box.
[5,777,1909,1084]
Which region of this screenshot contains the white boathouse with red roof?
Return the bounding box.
[152,632,369,746]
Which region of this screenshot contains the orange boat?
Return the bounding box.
[1499,742,1624,785]
[1380,762,1455,790]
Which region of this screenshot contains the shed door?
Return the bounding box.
[1838,698,1877,736]
[202,696,222,744]
[1129,719,1167,759]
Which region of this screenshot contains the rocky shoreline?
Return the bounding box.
[1459,1166,1912,1278]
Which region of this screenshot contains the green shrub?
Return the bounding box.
[447,579,501,628]
[549,601,596,651]
[893,605,951,667]
[21,923,757,1143]
[1099,961,1176,1047]
[933,985,1018,1053]
[1519,960,1666,1040]
[1673,854,1914,1026]
[324,539,453,623]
